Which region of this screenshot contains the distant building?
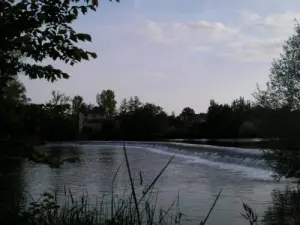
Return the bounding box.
[194,113,207,123]
[78,107,106,133]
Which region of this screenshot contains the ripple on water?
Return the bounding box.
[1,142,290,225]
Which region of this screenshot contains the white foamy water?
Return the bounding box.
[46,141,276,181]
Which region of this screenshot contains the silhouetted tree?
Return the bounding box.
[128,96,142,113]
[119,98,129,115]
[254,23,300,110]
[0,0,100,84]
[49,90,71,106]
[179,107,195,120]
[72,95,84,115]
[2,76,31,105]
[96,90,117,117]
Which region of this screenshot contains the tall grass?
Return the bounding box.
[2,143,259,225]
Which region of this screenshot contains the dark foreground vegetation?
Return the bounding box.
[2,0,300,224]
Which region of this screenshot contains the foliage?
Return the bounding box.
[116,98,168,140]
[254,23,300,110]
[48,90,71,106]
[2,76,31,105]
[179,107,195,120]
[251,22,300,181]
[264,147,300,180]
[72,95,84,115]
[0,0,99,83]
[96,90,117,117]
[262,187,300,225]
[0,0,120,158]
[0,76,32,152]
[241,203,258,225]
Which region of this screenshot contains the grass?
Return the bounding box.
[2,143,260,225]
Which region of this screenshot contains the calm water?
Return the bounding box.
[0,142,294,224]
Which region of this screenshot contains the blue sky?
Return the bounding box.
[20,0,300,114]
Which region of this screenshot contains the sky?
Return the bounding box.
[20,0,300,114]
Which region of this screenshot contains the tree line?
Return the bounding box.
[5,78,300,143]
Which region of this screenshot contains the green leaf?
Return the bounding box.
[58,29,67,35]
[62,73,70,79]
[81,6,88,14]
[70,34,78,42]
[92,0,99,7]
[76,33,91,42]
[1,0,98,83]
[73,7,78,16]
[81,53,89,60]
[89,52,97,58]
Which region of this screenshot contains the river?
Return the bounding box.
[0,142,294,224]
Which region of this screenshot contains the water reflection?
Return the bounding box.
[0,143,296,225]
[0,157,25,221]
[262,186,300,225]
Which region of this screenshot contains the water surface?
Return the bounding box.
[0,142,291,224]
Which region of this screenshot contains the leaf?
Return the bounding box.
[58,29,67,35]
[2,0,98,83]
[88,5,96,11]
[73,7,78,16]
[76,33,91,42]
[81,53,89,60]
[70,34,78,42]
[92,0,99,7]
[89,52,97,58]
[81,6,88,14]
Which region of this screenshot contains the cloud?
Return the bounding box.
[190,46,212,52]
[184,20,239,39]
[227,10,300,62]
[139,20,239,45]
[140,21,174,44]
[240,11,261,24]
[241,11,300,35]
[138,11,298,63]
[223,36,283,62]
[138,19,241,58]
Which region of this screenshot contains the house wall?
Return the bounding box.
[78,113,106,133]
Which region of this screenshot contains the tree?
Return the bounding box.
[179,107,195,120]
[96,90,117,117]
[206,100,234,138]
[81,103,95,112]
[49,90,71,106]
[0,0,120,164]
[72,95,84,114]
[143,103,164,116]
[128,96,142,113]
[251,22,300,181]
[231,97,251,113]
[254,23,300,110]
[119,98,128,115]
[2,76,30,105]
[0,76,31,140]
[1,0,121,84]
[0,0,105,87]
